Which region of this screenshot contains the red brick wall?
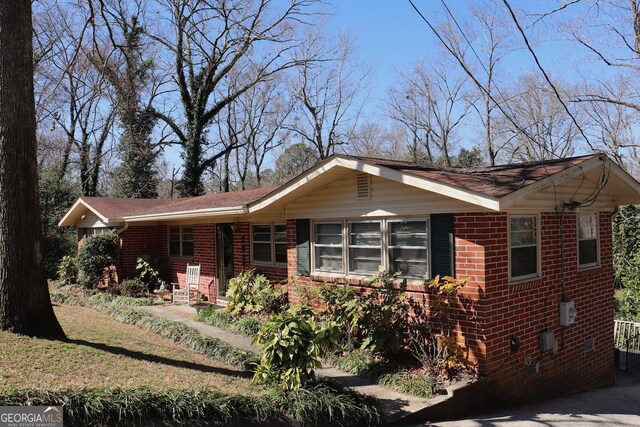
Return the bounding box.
[481,211,614,404]
[112,224,217,301]
[232,222,288,283]
[162,224,217,302]
[118,226,164,278]
[287,211,615,404]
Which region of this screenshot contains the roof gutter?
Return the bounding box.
[122,205,248,222]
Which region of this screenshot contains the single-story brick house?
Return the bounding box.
[60,153,640,404]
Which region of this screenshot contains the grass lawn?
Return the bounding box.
[0,304,256,394]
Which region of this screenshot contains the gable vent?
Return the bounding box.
[356,173,371,200]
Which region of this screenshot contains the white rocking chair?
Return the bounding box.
[172,264,201,305]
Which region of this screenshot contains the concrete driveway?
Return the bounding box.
[429,371,640,427]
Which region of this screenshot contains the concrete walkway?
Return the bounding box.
[142,304,438,423]
[430,371,640,427]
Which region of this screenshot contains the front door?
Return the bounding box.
[216,224,234,300]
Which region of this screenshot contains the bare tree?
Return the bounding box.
[582,81,640,175]
[387,60,472,165]
[91,0,163,198]
[437,0,517,165]
[34,1,116,196]
[502,74,579,162]
[147,0,316,196]
[0,0,65,337]
[287,31,369,159]
[348,122,408,160]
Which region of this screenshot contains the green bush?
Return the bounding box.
[196,306,262,336]
[226,270,286,317]
[253,305,339,390]
[119,279,148,298]
[319,270,409,356]
[234,317,262,336]
[76,233,119,288]
[135,255,163,291]
[0,382,380,426]
[196,305,232,328]
[378,371,433,398]
[333,350,378,376]
[58,256,79,285]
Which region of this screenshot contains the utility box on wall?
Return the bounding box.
[559,300,577,326]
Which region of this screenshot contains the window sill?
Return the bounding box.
[252,261,287,268]
[578,264,600,272]
[508,277,543,292]
[309,273,427,288]
[168,256,195,261]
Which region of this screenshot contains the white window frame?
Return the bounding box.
[508,214,540,283]
[84,227,110,238]
[251,223,288,266]
[310,216,432,280]
[347,219,383,276]
[577,212,600,270]
[386,218,431,280]
[274,223,288,266]
[168,226,194,258]
[312,220,346,275]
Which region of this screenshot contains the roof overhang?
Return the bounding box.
[122,206,248,222]
[500,155,640,210]
[58,198,111,227]
[248,155,502,213]
[59,154,640,228]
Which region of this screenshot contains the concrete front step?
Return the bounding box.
[141,304,457,424]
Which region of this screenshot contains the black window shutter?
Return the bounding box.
[431,214,454,277]
[296,219,311,276]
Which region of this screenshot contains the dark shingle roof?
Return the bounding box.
[353,154,598,198]
[79,154,599,220]
[82,186,276,219]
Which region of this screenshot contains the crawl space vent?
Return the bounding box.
[356,173,371,200]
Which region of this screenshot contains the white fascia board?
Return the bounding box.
[58,198,111,227]
[346,158,501,210]
[248,157,348,212]
[122,206,247,222]
[248,155,501,212]
[498,156,604,210]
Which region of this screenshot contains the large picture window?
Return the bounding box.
[311,218,431,279]
[509,215,538,280]
[578,213,598,268]
[314,222,344,273]
[388,219,430,279]
[348,221,382,275]
[252,224,287,265]
[169,226,194,257]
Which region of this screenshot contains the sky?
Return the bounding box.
[162,0,612,173]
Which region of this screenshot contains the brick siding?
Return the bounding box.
[82,209,615,403]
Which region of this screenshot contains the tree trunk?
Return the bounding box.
[0,0,64,338]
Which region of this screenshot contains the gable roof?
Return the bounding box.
[59,153,640,226]
[58,187,276,226]
[355,154,597,199]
